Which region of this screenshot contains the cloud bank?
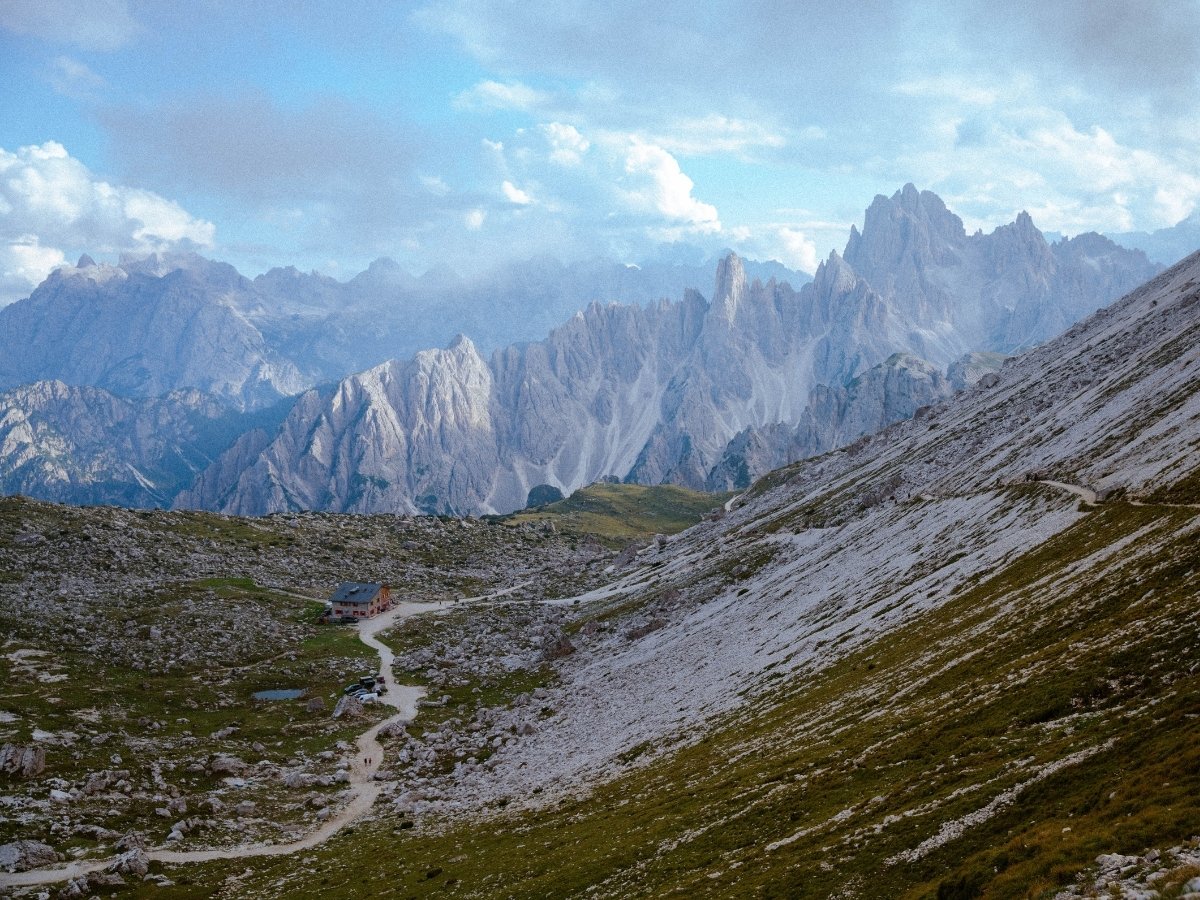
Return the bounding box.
[0,141,214,303]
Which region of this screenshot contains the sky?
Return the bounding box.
[1,0,1199,303]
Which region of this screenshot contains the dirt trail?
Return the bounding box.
[1036,480,1200,511]
[0,595,479,888]
[1038,480,1098,505]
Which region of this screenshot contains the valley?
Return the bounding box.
[2,250,1198,897]
[5,6,1200,897]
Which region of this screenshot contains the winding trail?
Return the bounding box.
[0,595,479,889]
[1039,480,1098,506]
[1036,480,1200,510]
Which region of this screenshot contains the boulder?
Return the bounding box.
[0,743,46,778]
[108,848,149,878]
[332,695,364,719]
[115,832,146,852]
[209,754,248,776]
[0,839,60,872]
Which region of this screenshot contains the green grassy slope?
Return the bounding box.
[174,490,1200,898]
[502,482,735,547]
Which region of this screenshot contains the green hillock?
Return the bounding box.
[502,481,735,547]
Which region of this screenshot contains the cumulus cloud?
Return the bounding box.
[892,106,1200,234]
[0,0,140,50]
[0,141,214,303]
[621,138,720,233]
[501,180,533,205]
[774,227,820,274]
[0,235,67,302]
[539,123,590,166]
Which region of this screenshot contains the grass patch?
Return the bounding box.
[501,482,734,548]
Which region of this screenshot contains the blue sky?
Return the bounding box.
[1,0,1198,302]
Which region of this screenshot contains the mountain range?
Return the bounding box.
[0,185,1161,513]
[176,186,1160,515]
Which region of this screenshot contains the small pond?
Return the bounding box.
[253,688,306,701]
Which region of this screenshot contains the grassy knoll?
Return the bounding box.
[502,482,734,548]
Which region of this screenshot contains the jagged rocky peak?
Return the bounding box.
[810,250,859,298]
[710,252,748,320]
[350,256,414,288]
[844,183,967,276]
[446,332,476,353]
[75,254,96,268]
[986,209,1053,262]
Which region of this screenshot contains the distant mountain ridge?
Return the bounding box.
[1107,211,1200,268]
[0,184,1163,511]
[0,249,809,408]
[176,186,1161,516]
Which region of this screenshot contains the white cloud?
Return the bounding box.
[892,107,1200,235]
[775,227,820,274]
[649,114,786,157]
[621,138,720,233]
[539,122,590,166]
[48,55,106,100]
[0,141,215,303]
[465,208,486,230]
[0,235,66,304]
[456,79,553,112]
[420,174,451,196]
[501,180,533,205]
[0,0,140,51]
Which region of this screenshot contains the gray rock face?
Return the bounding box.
[0,249,809,418]
[181,188,1155,516]
[0,742,46,778]
[706,351,1006,490]
[0,254,305,409]
[842,185,1159,356]
[0,380,295,508]
[0,839,59,871]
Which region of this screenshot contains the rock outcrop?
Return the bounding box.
[0,743,46,779]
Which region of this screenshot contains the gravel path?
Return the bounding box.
[0,599,456,888]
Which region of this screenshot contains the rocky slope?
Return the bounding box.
[0,255,306,410]
[345,248,1200,897]
[0,381,295,507]
[182,188,1158,515]
[705,350,1005,490]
